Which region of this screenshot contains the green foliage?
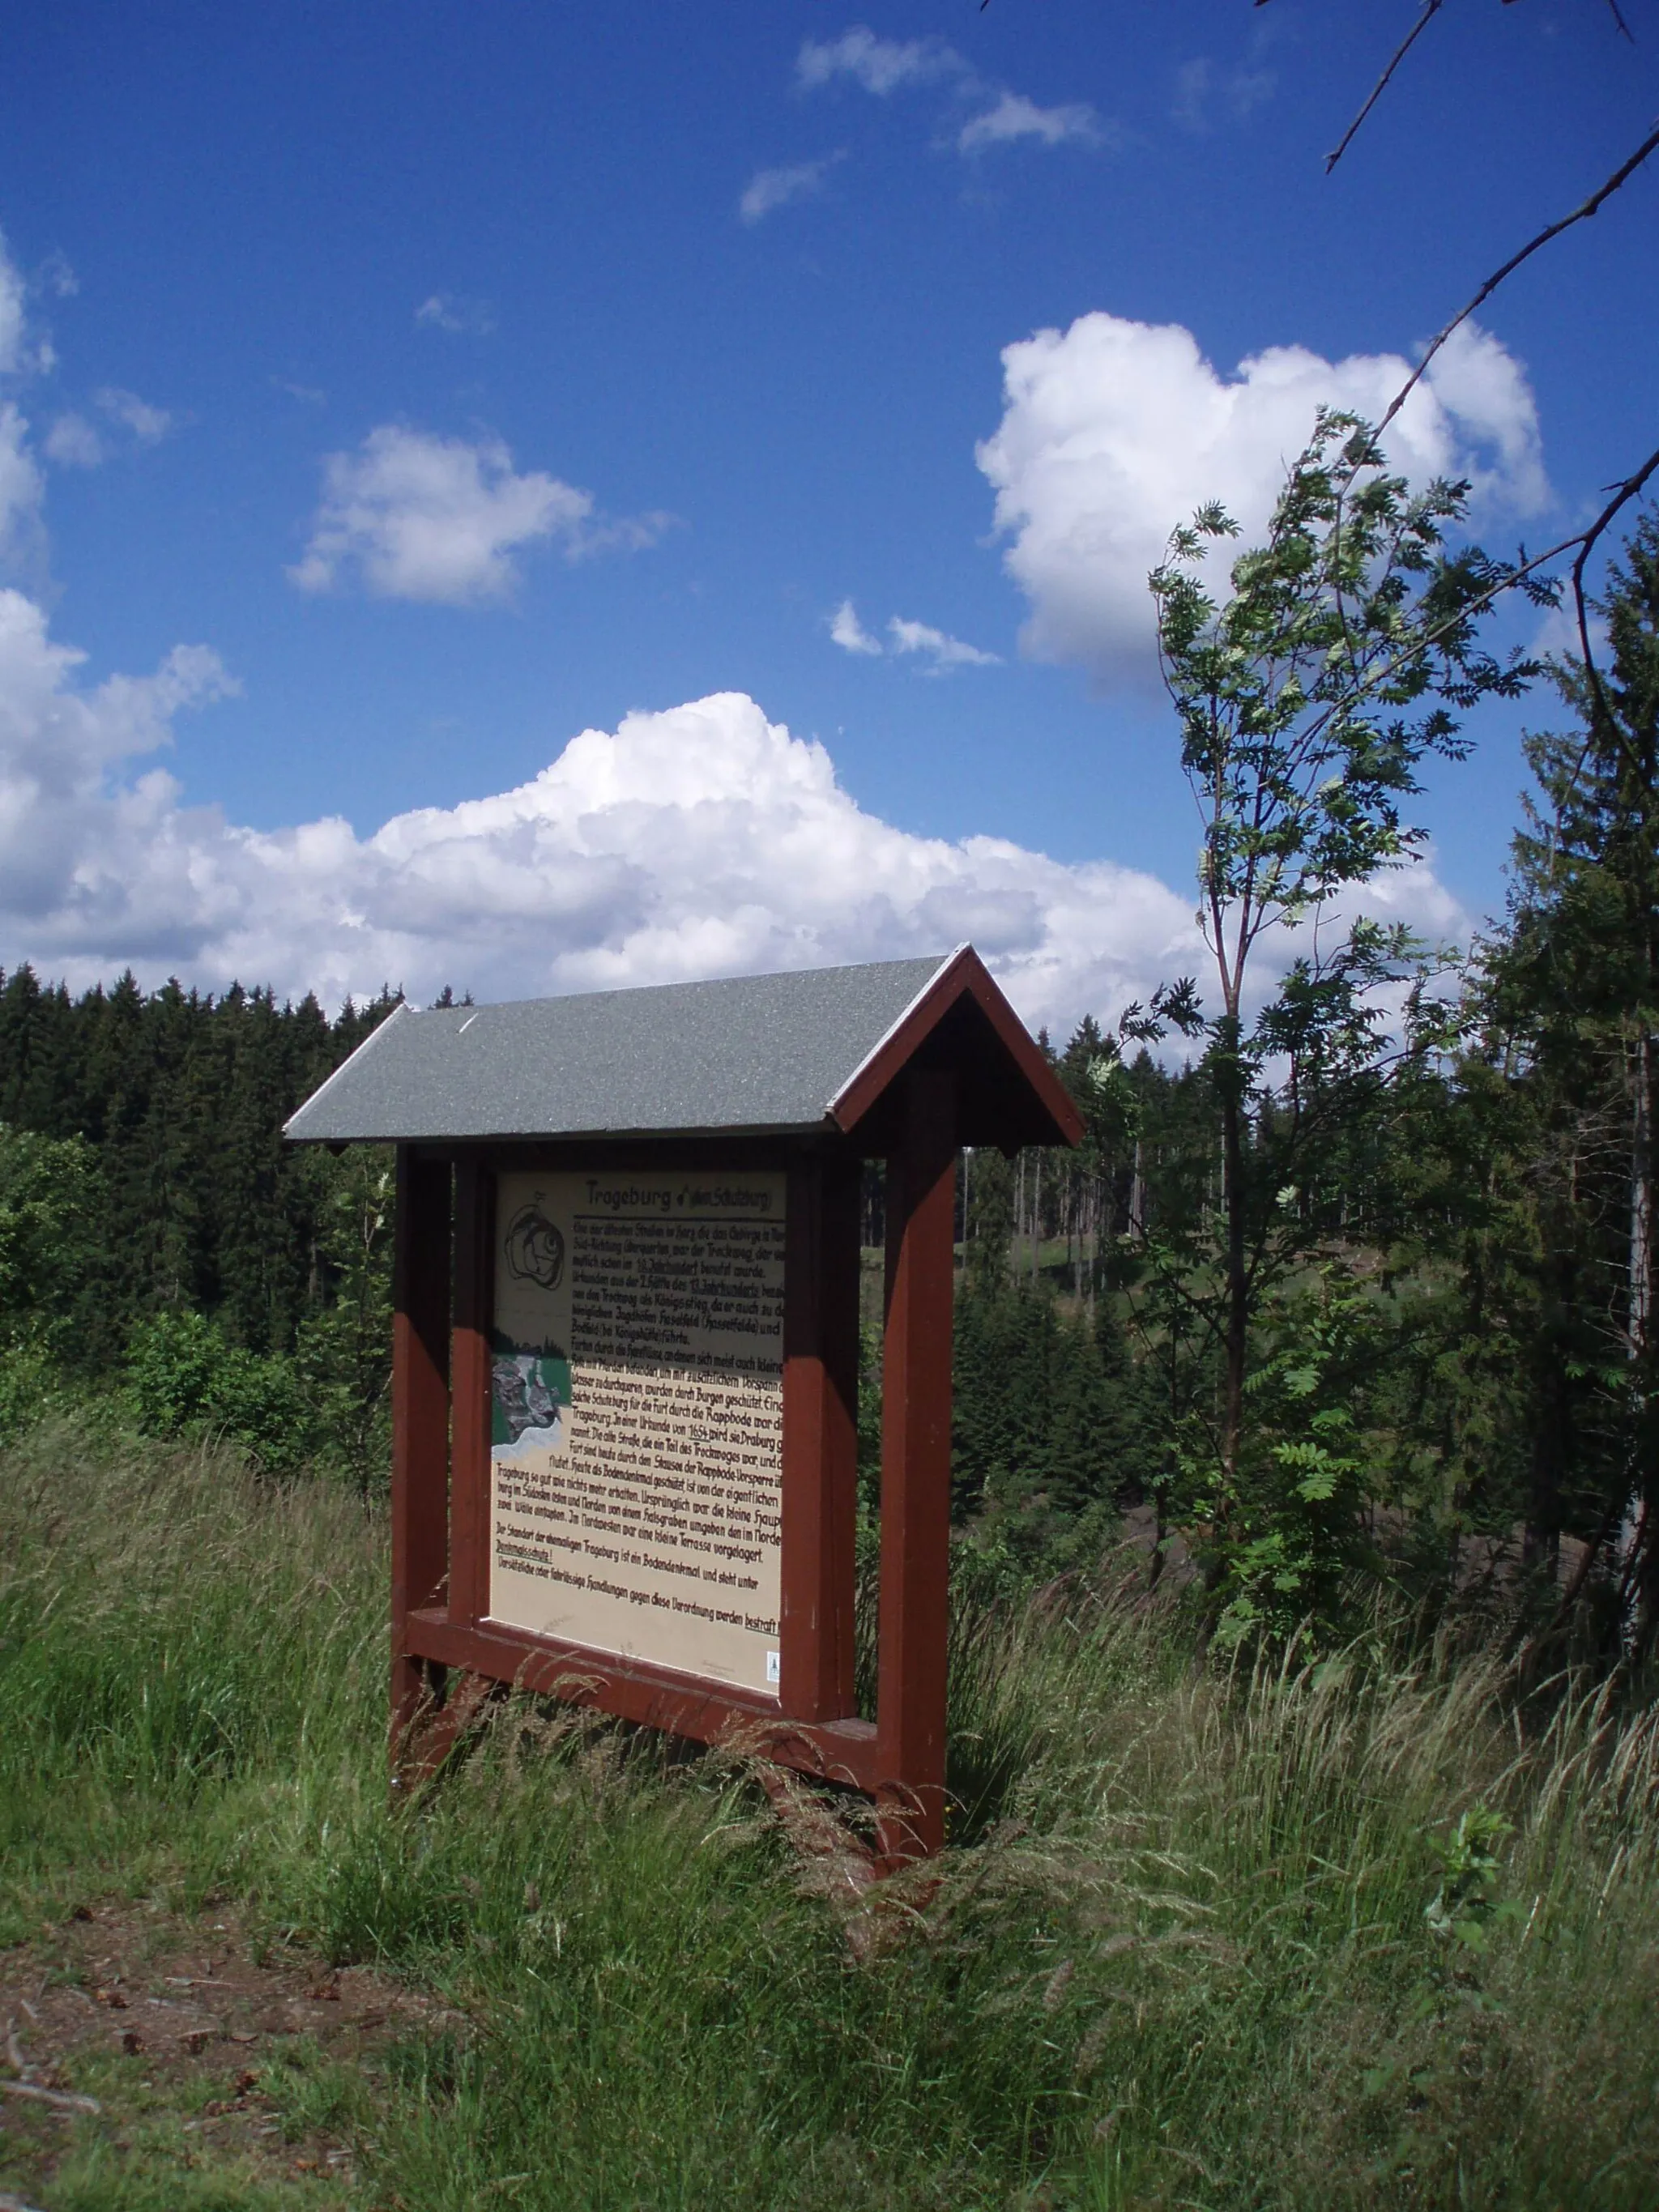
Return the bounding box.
[1125,409,1556,1634]
[1473,514,1659,1644]
[124,1309,315,1473]
[1151,412,1548,950]
[951,1272,1154,1554]
[962,1144,1014,1288]
[0,1119,98,1350]
[1207,1272,1381,1651]
[1503,516,1659,1051]
[0,1338,60,1443]
[0,971,400,1480]
[0,1123,99,1445]
[1424,1805,1519,1954]
[292,1151,395,1486]
[0,965,398,1365]
[0,516,1650,1669]
[855,1314,883,1522]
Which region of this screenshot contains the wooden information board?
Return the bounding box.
[286,948,1084,1865]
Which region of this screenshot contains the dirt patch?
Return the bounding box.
[0,1898,453,2206]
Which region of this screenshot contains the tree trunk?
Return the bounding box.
[1523,1295,1566,1585]
[1630,1028,1653,1357]
[1013,1152,1024,1286]
[1030,1153,1041,1283]
[1620,1024,1655,1651]
[959,1148,970,1285]
[1218,1032,1248,1494]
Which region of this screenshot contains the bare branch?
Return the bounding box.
[1571,443,1659,717]
[1378,120,1659,440]
[1512,444,1659,822]
[1325,1,1445,176]
[1601,0,1637,43]
[1533,444,1659,831]
[0,2078,100,2116]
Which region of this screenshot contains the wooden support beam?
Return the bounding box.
[390,1148,452,1784]
[781,1149,861,1721]
[390,1666,499,1794]
[404,1607,882,1788]
[875,1070,957,1864]
[449,1156,495,1630]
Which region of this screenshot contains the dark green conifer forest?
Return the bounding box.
[0,973,400,1475]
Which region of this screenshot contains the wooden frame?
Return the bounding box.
[389,1147,451,1767]
[875,1069,957,1860]
[387,1071,963,1860]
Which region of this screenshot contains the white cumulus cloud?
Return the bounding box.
[0,405,45,566]
[957,94,1102,153]
[887,617,1000,671]
[288,426,629,603]
[830,598,882,654]
[797,26,1111,161]
[740,152,844,224]
[45,392,175,469]
[0,235,27,378]
[0,234,49,569]
[797,28,965,96]
[830,601,1000,671]
[96,386,173,444]
[977,310,1550,684]
[0,586,1205,1033]
[45,414,104,467]
[0,228,57,381]
[1172,57,1277,131]
[0,588,237,948]
[415,293,496,337]
[0,590,1473,1039]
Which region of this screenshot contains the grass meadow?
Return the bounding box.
[2,1420,1657,2210]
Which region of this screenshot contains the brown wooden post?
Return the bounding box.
[781,1148,861,1723]
[875,1069,957,1863]
[449,1155,495,1629]
[390,1147,452,1779]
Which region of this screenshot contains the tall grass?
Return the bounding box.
[2,1422,1656,2208]
[0,1421,384,1907]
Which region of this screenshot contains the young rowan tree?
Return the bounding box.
[1141,411,1553,1586]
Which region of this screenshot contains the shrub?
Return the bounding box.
[124,1308,313,1473]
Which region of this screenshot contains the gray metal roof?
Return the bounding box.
[284,954,955,1144]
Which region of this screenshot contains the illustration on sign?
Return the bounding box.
[492,1196,573,1459]
[488,1170,786,1697]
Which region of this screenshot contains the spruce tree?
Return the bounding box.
[1486,516,1659,1647]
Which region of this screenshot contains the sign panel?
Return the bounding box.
[488,1169,786,1696]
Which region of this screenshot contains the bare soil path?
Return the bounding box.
[0,1899,449,2210]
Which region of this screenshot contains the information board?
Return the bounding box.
[488,1168,786,1696]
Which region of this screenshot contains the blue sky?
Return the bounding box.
[1,2,1655,1026]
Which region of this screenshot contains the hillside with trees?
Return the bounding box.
[2,517,1654,1670]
